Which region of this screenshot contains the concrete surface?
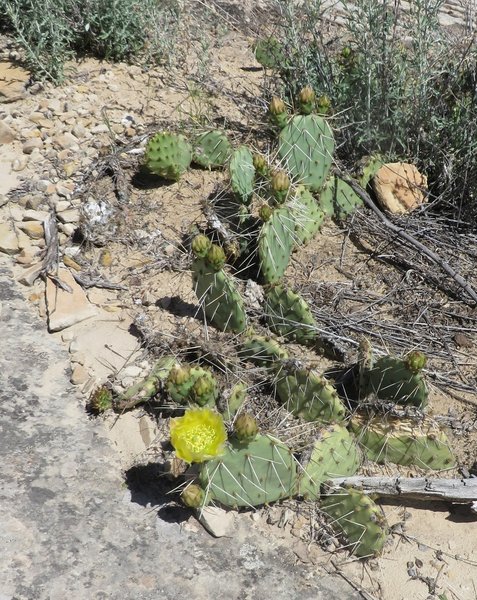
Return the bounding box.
[0,257,360,600]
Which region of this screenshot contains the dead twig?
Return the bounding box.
[340,173,477,305]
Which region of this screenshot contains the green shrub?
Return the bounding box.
[0,0,182,83]
[262,0,477,222]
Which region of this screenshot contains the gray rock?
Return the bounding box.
[0,260,360,600]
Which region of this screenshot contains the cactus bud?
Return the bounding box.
[269,97,288,129]
[206,244,226,271]
[192,234,212,258]
[234,413,259,443]
[253,153,268,177]
[298,86,316,115]
[259,204,273,222]
[181,483,206,508]
[405,350,427,373]
[316,94,331,115]
[191,375,214,407]
[88,386,113,413]
[271,170,290,204]
[168,365,190,386]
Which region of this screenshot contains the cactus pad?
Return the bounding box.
[199,434,297,508]
[193,130,232,169]
[299,425,361,500]
[192,256,247,333]
[278,114,334,192]
[275,366,347,423]
[350,414,456,470]
[254,37,285,70]
[144,132,192,181]
[238,332,289,368]
[334,176,364,220]
[360,354,429,408]
[264,285,317,345]
[229,146,255,204]
[290,185,325,245]
[258,206,295,283]
[321,487,389,557]
[318,176,335,217]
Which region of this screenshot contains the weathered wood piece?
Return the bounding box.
[327,475,477,504]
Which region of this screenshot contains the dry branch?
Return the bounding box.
[327,475,477,504]
[341,173,477,305]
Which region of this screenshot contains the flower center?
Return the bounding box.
[183,425,215,452]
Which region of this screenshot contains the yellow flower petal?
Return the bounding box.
[170,407,227,463]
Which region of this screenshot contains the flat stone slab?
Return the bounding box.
[46,268,97,331]
[0,257,360,599]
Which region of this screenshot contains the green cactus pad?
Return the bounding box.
[258,206,295,284]
[222,382,248,421]
[192,257,247,333]
[199,434,297,508]
[321,487,389,557]
[144,132,192,181]
[299,425,361,500]
[254,37,285,69]
[238,332,289,368]
[278,114,334,192]
[275,366,347,423]
[192,130,232,169]
[318,176,335,217]
[290,185,325,245]
[361,354,429,408]
[350,414,456,470]
[355,154,384,189]
[334,176,364,221]
[229,146,255,204]
[264,285,317,345]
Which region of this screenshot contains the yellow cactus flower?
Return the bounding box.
[170,407,227,463]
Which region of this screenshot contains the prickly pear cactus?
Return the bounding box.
[360,353,429,408]
[275,365,347,423]
[350,414,456,470]
[264,285,317,345]
[222,382,248,421]
[290,185,325,245]
[321,487,389,557]
[258,206,295,283]
[191,242,247,333]
[144,132,192,181]
[199,434,297,508]
[238,331,289,368]
[298,86,316,115]
[299,425,361,500]
[334,176,364,221]
[317,176,335,217]
[355,154,384,189]
[278,114,334,192]
[254,37,285,70]
[193,130,231,168]
[229,146,255,204]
